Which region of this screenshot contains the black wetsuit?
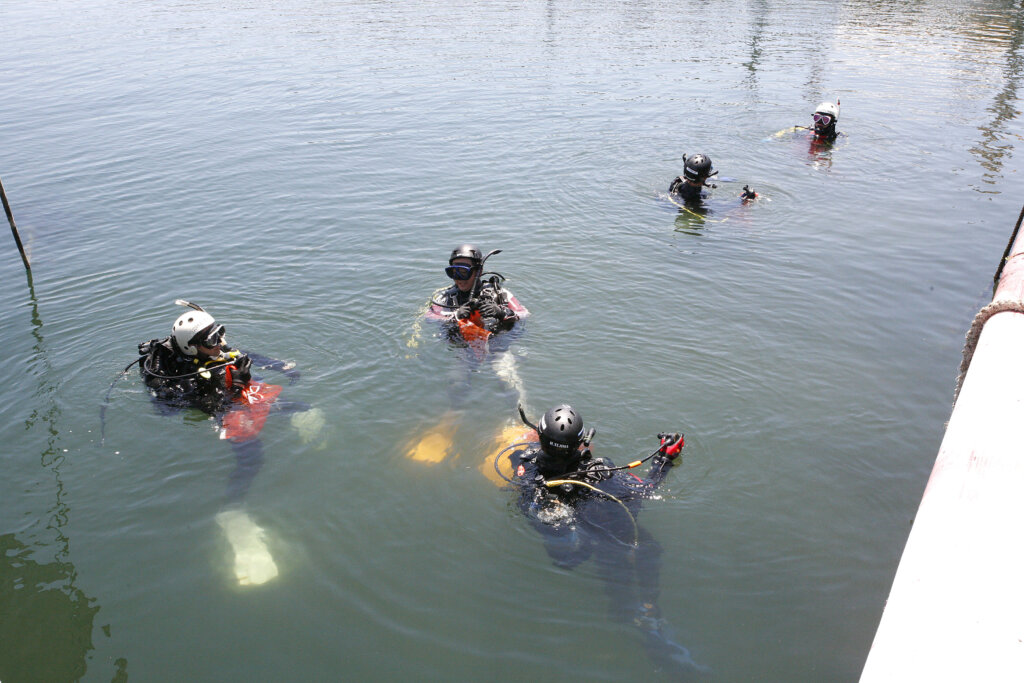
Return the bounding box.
[139,337,246,415]
[433,280,520,333]
[139,337,300,413]
[510,447,674,565]
[668,176,707,203]
[813,123,838,141]
[506,446,706,675]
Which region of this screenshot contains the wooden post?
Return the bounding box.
[0,176,31,270]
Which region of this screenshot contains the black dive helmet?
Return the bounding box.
[682,153,715,183]
[537,404,586,473]
[449,244,483,267]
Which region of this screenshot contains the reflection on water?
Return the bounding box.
[0,533,101,683]
[969,8,1024,186]
[1,273,114,682]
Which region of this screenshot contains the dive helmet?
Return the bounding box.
[171,309,220,357]
[537,404,585,470]
[682,154,714,182]
[449,244,483,267]
[813,101,839,132]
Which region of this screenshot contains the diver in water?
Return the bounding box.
[669,153,756,205]
[136,300,307,585]
[503,404,706,676]
[429,244,527,334]
[811,101,840,141]
[669,153,715,204]
[407,246,531,464]
[139,301,301,420]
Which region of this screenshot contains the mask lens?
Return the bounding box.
[200,325,225,348]
[813,113,832,126]
[445,264,475,281]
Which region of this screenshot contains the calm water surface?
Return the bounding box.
[2,0,1023,680]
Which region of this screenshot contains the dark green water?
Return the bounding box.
[2,0,1023,680]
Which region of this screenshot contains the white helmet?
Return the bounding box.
[171,309,220,356]
[814,101,840,121]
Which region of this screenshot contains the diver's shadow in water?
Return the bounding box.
[521,478,712,678]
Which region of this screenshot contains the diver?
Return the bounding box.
[502,403,707,676]
[135,300,307,586]
[767,100,842,141]
[811,100,840,141]
[669,153,756,206]
[668,153,715,204]
[428,244,528,335]
[408,246,530,464]
[139,300,301,419]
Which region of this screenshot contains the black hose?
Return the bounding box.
[492,440,539,484]
[99,357,143,445]
[141,353,233,380]
[994,202,1024,290]
[584,448,662,475]
[517,402,538,431]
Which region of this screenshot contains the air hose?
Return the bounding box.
[544,478,639,547]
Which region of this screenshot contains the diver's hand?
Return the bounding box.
[281,362,301,385]
[477,299,502,319]
[455,301,475,320]
[534,476,566,508]
[231,355,252,388]
[658,432,684,459]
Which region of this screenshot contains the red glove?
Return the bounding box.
[658,432,684,459]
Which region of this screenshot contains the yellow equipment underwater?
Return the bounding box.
[479,421,538,486]
[405,410,460,464]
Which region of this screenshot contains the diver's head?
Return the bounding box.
[682,154,714,184]
[813,101,839,136]
[537,404,586,475]
[446,244,483,293]
[171,307,225,358]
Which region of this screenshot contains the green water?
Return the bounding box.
[2,0,1023,680]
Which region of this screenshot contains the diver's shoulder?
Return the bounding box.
[433,284,459,299]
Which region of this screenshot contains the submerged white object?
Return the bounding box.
[216,508,279,587]
[492,352,525,404]
[291,407,327,448]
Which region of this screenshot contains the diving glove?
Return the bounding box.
[476,299,503,319]
[657,433,684,459]
[230,355,252,388]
